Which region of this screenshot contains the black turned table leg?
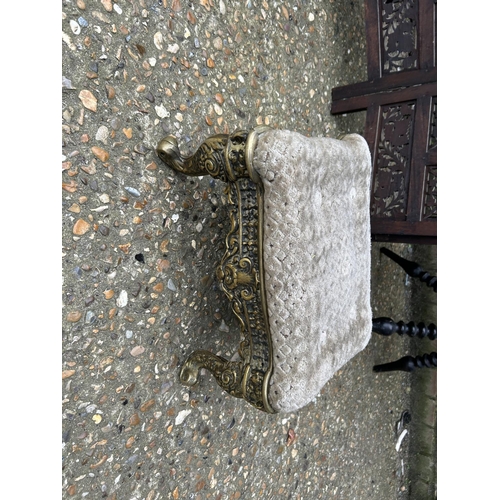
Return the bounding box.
[380,247,437,292]
[372,317,437,340]
[373,352,437,373]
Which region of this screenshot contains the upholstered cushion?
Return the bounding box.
[252,130,372,412]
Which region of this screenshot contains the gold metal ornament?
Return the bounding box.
[156,127,276,413]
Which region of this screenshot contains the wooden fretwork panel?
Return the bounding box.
[380,0,419,74]
[371,101,417,220]
[331,0,437,244]
[422,165,437,220]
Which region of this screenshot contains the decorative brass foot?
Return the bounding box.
[179,350,244,399]
[156,133,231,178]
[156,127,276,413]
[156,128,265,183]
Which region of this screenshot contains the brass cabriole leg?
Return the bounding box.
[156,127,276,413]
[179,350,244,399]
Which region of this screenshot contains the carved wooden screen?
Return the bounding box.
[331,0,437,244]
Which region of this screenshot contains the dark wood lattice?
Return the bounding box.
[331,0,437,244]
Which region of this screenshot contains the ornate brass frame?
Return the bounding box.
[156,127,276,413]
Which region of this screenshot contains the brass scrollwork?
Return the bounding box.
[156,126,276,413]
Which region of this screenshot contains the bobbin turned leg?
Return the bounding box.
[372,317,437,340]
[375,248,437,373]
[380,247,437,292]
[373,352,437,373]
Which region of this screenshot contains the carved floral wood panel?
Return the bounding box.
[331,0,436,242]
[428,96,437,150]
[422,166,437,219]
[371,101,416,219]
[381,0,418,74]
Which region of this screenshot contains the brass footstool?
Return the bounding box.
[156,127,372,413]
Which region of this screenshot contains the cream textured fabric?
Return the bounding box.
[252,130,372,413]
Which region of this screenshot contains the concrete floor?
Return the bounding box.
[62,1,436,498]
